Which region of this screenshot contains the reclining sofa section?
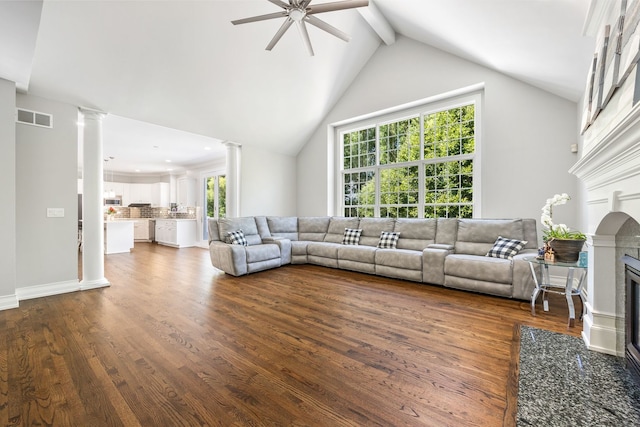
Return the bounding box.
[207,216,539,301]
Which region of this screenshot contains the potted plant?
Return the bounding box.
[541,193,586,262]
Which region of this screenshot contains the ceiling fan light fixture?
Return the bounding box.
[232,0,369,55]
[289,8,306,22]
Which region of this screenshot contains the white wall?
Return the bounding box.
[297,36,580,236]
[0,78,17,308]
[241,145,296,216]
[16,94,79,288]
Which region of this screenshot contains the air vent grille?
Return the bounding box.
[16,108,53,128]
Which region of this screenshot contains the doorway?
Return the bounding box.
[202,173,226,243]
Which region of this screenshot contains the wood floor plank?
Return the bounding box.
[0,243,580,426]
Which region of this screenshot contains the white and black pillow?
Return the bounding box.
[377,231,401,249]
[342,228,363,245]
[486,236,527,260]
[227,229,248,246]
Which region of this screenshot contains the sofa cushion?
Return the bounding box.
[375,249,423,271]
[455,219,524,255]
[338,245,377,263]
[377,231,400,249]
[393,218,437,251]
[299,217,331,241]
[245,244,281,263]
[342,228,363,245]
[486,236,527,260]
[445,254,512,284]
[307,242,342,259]
[267,216,299,241]
[358,218,396,247]
[227,230,248,246]
[324,217,360,243]
[218,217,262,246]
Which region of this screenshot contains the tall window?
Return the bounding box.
[339,95,478,219]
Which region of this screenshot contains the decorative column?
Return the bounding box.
[223,141,241,218]
[582,234,619,355]
[79,108,110,290]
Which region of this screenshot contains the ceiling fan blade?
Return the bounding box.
[304,15,350,42]
[266,17,294,51]
[267,0,291,9]
[231,11,287,25]
[296,21,315,56]
[307,0,369,15]
[299,0,313,8]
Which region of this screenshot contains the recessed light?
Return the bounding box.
[165,160,172,163]
[167,168,173,171]
[204,147,211,151]
[135,169,141,172]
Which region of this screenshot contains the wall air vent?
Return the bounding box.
[16,108,53,128]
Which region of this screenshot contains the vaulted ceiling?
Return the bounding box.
[1,0,595,174]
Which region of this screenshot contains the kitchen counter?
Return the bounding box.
[155,218,196,248]
[105,220,134,254]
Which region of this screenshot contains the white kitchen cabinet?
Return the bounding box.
[177,178,197,207]
[103,181,125,198]
[155,219,196,248]
[151,182,169,207]
[127,183,153,204]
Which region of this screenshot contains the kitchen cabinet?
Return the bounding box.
[155,219,196,248]
[151,182,169,208]
[122,183,169,207]
[127,183,153,205]
[177,178,197,207]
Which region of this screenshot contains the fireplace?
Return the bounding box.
[624,255,640,385]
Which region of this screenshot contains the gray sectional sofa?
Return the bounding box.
[207,216,539,301]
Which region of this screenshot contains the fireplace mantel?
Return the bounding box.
[571,98,640,191]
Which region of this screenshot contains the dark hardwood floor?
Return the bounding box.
[0,243,581,426]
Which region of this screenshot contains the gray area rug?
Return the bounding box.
[517,325,640,426]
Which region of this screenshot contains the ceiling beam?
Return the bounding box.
[357,0,395,45]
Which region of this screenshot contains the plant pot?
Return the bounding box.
[548,238,585,262]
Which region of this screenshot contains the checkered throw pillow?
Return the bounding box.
[227,229,248,246]
[377,231,401,249]
[486,236,527,260]
[342,228,362,245]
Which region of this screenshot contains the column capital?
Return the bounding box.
[222,140,242,148]
[78,107,107,121]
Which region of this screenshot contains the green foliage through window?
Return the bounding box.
[341,101,475,219]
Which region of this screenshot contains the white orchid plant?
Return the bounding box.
[541,193,585,241]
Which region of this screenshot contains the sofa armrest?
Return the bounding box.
[263,237,292,265]
[511,250,538,300]
[427,243,454,251]
[423,247,453,285]
[209,241,248,276]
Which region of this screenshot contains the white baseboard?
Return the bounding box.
[80,277,110,291]
[16,279,81,301]
[0,294,19,311]
[582,305,623,356]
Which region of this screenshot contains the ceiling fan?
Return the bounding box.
[232,0,369,56]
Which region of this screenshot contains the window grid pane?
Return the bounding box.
[343,128,376,170]
[343,170,375,216]
[341,102,475,218]
[380,117,420,165]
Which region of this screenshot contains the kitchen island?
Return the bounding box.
[105,220,134,254]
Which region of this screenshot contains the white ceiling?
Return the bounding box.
[1,0,595,175]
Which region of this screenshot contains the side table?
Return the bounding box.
[524,256,587,327]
